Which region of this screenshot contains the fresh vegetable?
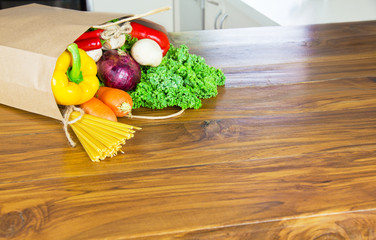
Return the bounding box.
[131,38,162,67]
[102,30,126,50]
[97,86,133,117]
[119,34,138,52]
[74,29,104,51]
[51,43,100,105]
[74,38,102,51]
[129,44,225,110]
[130,22,170,56]
[96,49,141,91]
[80,97,117,122]
[86,48,103,62]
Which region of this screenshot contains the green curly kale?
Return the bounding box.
[129,44,225,109]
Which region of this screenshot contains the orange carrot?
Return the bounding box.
[80,97,118,122]
[96,87,133,117]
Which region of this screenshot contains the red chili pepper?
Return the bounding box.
[74,29,104,51]
[130,22,170,56]
[75,29,104,42]
[74,38,102,51]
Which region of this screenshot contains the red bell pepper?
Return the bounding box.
[130,22,170,56]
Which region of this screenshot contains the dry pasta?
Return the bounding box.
[68,110,141,162]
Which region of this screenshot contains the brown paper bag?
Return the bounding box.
[0,3,166,121]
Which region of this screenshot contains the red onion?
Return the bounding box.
[97,50,141,91]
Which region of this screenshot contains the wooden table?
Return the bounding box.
[1,20,376,239]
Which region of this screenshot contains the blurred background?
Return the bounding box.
[1,0,376,32]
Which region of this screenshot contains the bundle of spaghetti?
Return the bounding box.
[68,110,141,162]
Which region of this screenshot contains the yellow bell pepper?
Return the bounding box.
[51,43,99,106]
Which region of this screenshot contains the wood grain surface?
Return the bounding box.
[1,20,376,239]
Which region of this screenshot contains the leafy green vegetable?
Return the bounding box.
[119,35,138,52]
[129,44,225,109]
